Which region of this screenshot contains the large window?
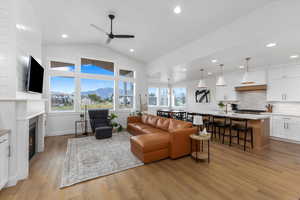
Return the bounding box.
[49,59,135,112]
[159,88,169,107]
[119,81,134,109]
[50,76,75,111]
[148,88,158,106]
[81,58,114,76]
[172,88,187,106]
[81,79,114,109]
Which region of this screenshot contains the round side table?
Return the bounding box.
[190,134,211,163]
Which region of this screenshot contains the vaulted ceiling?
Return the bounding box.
[30,0,275,63]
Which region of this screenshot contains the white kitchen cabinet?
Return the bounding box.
[0,134,9,190]
[267,65,300,102]
[267,79,283,101]
[271,116,300,142]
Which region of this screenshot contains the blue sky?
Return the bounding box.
[51,65,114,93]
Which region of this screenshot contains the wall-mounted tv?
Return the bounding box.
[26,56,44,93]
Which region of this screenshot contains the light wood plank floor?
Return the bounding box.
[1,135,300,200]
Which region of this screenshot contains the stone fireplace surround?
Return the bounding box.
[0,98,46,187]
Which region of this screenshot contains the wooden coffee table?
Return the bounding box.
[190,134,211,163]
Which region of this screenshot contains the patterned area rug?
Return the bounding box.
[60,132,143,188]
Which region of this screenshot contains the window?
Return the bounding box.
[50,61,75,72]
[50,76,75,111]
[81,58,114,76]
[119,69,134,78]
[148,88,158,106]
[172,88,187,106]
[49,58,136,112]
[119,81,134,109]
[81,79,114,109]
[159,88,169,106]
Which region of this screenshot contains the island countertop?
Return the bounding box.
[193,111,271,120]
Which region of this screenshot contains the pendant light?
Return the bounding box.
[241,57,255,84]
[216,64,226,86]
[197,69,207,88]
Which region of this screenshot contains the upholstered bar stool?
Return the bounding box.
[212,116,230,143]
[229,118,253,151]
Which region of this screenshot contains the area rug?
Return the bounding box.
[60,132,143,188]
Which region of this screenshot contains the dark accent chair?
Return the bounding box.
[88,109,113,139]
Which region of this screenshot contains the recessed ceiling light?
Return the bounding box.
[61,34,69,38]
[173,5,181,14]
[211,59,218,63]
[182,68,187,72]
[290,54,299,59]
[239,65,245,69]
[130,48,135,52]
[207,72,213,75]
[266,42,277,48]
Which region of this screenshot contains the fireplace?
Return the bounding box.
[29,118,37,160]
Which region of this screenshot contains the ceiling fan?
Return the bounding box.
[90,14,135,44]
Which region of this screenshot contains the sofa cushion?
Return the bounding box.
[146,115,159,127]
[141,115,149,124]
[130,133,169,153]
[128,122,151,131]
[168,119,192,131]
[156,117,170,131]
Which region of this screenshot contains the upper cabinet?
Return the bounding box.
[267,65,300,102]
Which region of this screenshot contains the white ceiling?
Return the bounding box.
[146,0,300,83]
[30,0,274,63]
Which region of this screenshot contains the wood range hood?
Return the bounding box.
[235,84,267,92]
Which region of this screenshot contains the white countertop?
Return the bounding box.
[195,111,271,120]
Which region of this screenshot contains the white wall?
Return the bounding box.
[42,44,147,136]
[0,0,42,187]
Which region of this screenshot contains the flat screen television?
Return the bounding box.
[26,56,44,93]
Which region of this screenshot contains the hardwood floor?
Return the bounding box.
[1,135,300,200]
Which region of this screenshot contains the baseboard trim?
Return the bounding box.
[270,136,300,144]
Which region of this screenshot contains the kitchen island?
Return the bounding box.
[196,111,271,150]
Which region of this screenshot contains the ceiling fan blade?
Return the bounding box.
[106,37,112,44]
[90,24,108,35]
[113,34,135,38]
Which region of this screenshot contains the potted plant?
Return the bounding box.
[218,101,225,113]
[108,113,123,132]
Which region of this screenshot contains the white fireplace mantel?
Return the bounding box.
[0,98,46,187]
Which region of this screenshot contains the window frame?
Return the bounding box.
[172,87,187,107]
[118,80,135,110]
[159,87,170,107]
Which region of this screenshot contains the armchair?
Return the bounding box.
[88,109,113,139]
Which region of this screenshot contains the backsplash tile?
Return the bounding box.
[237,91,267,110]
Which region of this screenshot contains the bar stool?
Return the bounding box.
[186,112,196,122]
[212,116,230,143]
[229,118,253,151]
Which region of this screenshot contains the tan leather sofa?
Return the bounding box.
[128,114,197,163]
